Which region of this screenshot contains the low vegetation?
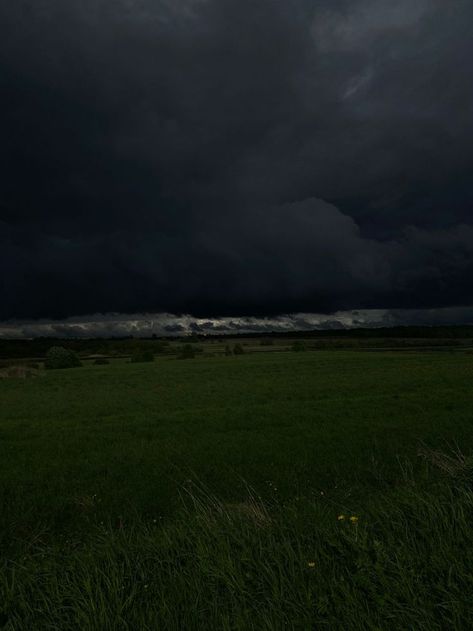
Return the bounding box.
[177,344,197,360]
[1,349,473,627]
[0,365,41,379]
[130,351,154,363]
[2,465,473,629]
[44,346,82,369]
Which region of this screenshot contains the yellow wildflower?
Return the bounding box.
[307,561,316,568]
[349,516,359,524]
[337,514,345,521]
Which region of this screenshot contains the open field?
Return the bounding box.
[2,349,473,628]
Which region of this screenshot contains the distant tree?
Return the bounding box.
[130,351,154,363]
[45,346,82,370]
[233,343,245,355]
[292,341,306,352]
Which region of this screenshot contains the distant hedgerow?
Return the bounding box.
[177,344,196,360]
[130,351,154,364]
[45,347,82,370]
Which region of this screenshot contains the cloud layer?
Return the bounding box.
[1,0,473,321]
[3,306,473,340]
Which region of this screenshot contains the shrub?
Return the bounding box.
[292,341,306,352]
[130,351,154,363]
[94,358,110,365]
[224,345,233,356]
[233,343,245,355]
[45,347,82,370]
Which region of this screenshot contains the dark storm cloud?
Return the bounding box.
[1,0,473,321]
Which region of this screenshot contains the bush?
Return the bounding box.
[224,345,233,356]
[44,347,82,370]
[292,341,306,352]
[94,358,110,366]
[130,351,154,364]
[233,343,245,355]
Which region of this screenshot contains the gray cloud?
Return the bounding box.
[3,198,473,319]
[1,0,473,323]
[3,306,473,339]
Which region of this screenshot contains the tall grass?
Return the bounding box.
[2,459,473,630]
[2,352,473,628]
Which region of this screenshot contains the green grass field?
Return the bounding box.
[2,350,473,629]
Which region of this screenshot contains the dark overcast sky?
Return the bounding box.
[1,0,473,322]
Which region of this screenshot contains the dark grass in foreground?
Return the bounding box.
[2,459,473,630]
[2,351,473,628]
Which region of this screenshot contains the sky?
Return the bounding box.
[1,0,473,336]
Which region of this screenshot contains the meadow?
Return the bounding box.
[1,347,473,629]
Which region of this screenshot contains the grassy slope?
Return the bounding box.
[2,351,473,629]
[1,351,473,531]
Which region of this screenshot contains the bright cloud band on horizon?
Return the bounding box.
[2,307,473,339]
